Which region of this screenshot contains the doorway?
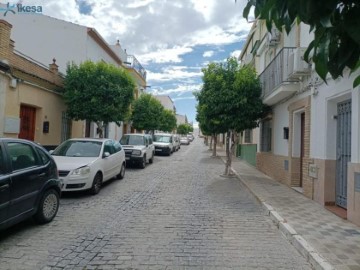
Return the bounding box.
[19,105,36,141]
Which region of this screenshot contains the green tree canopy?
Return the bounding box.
[196,58,265,174]
[241,0,360,87]
[158,109,177,133]
[177,123,193,135]
[64,60,135,137]
[131,93,163,133]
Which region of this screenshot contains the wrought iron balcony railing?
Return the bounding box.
[259,47,298,98]
[126,55,146,81]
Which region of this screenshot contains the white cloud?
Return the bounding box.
[172,96,196,101]
[139,46,193,65]
[151,83,202,96]
[203,51,214,58]
[230,50,242,58]
[147,66,202,82]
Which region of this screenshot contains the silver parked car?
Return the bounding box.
[120,134,155,168]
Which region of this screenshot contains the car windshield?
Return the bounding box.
[154,135,171,143]
[120,135,145,145]
[52,140,102,157]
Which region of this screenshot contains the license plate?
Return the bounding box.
[155,149,162,152]
[125,157,130,160]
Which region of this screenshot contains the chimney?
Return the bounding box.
[49,58,58,74]
[0,20,13,59]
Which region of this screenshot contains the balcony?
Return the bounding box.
[126,55,147,81]
[259,47,300,106]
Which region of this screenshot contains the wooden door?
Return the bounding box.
[19,105,36,141]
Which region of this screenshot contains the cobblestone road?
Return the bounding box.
[0,139,311,270]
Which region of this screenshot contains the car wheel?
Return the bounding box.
[139,155,146,169]
[149,152,154,164]
[34,189,59,224]
[117,163,125,179]
[90,173,102,195]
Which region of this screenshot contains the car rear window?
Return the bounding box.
[120,135,145,145]
[52,140,102,157]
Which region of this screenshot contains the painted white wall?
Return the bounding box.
[4,14,88,74]
[310,70,357,160]
[86,36,119,66]
[300,24,313,47]
[272,102,289,156]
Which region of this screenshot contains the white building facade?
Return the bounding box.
[3,12,146,141]
[241,20,360,226]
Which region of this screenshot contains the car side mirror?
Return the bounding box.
[103,152,110,158]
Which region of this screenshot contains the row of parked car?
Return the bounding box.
[0,133,194,230]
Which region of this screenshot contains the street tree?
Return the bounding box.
[195,62,230,157]
[240,0,360,87]
[197,58,265,175]
[64,60,135,138]
[177,123,193,135]
[131,93,163,133]
[158,109,177,133]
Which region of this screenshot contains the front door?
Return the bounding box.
[19,105,36,141]
[336,100,352,209]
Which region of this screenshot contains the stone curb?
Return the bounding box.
[222,160,335,270]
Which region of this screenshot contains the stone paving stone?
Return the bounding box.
[0,140,311,269]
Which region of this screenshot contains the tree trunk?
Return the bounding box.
[96,121,104,138]
[212,134,217,157]
[224,130,236,176]
[209,135,213,150]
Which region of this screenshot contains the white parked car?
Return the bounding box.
[153,133,175,156]
[120,133,155,168]
[51,138,126,195]
[180,136,190,145]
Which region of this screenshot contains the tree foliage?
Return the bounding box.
[177,123,193,135]
[131,93,163,132]
[158,109,177,132]
[241,0,360,87]
[64,61,135,137]
[196,58,265,174]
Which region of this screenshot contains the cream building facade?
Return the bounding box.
[240,20,360,226]
[3,12,146,142]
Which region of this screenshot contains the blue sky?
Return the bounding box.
[3,0,252,125]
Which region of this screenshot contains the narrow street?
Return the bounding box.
[0,139,311,270]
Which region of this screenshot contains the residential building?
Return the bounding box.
[0,20,67,147]
[154,95,176,113]
[241,20,360,226]
[175,114,188,126]
[3,12,146,141]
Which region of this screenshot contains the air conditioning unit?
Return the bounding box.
[267,28,281,46]
[287,48,311,79]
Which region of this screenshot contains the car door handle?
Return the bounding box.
[0,184,9,191]
[38,172,46,177]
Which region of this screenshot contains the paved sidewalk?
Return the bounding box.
[217,151,360,270]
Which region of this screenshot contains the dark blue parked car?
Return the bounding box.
[0,138,61,230]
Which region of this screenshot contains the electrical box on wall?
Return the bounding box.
[355,173,360,192]
[309,164,318,178]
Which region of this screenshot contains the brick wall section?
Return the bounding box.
[288,96,314,199]
[256,152,290,185]
[0,20,63,90]
[257,96,313,199]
